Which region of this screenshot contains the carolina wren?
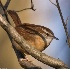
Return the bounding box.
[7,10,59,53]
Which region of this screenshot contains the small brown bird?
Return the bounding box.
[7,10,58,55]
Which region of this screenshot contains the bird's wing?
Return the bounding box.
[8,10,53,51]
[16,23,55,51]
[16,25,47,44]
[18,23,54,38]
[15,25,48,51]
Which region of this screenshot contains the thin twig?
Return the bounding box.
[66,16,69,26]
[49,0,57,7]
[15,0,36,12]
[0,15,68,69]
[0,0,10,23]
[4,0,11,10]
[0,0,69,69]
[15,8,34,12]
[50,0,70,47]
[56,0,70,47]
[31,0,36,11]
[0,1,41,69]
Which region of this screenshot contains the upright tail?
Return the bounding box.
[7,10,22,27]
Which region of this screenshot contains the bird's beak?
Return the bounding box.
[54,36,59,40]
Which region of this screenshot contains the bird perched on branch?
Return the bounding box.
[7,10,59,56]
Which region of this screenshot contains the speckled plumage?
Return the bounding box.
[7,10,57,54]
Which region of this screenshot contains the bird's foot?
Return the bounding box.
[19,58,32,63]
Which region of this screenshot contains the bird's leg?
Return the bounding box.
[19,54,32,63]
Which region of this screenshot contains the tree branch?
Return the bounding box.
[50,0,70,47]
[15,0,36,12]
[0,1,41,69]
[56,0,70,47]
[66,16,69,26]
[19,59,41,69]
[0,0,69,69]
[49,0,57,7]
[0,0,10,23]
[0,14,68,69]
[4,0,11,10]
[12,39,42,69]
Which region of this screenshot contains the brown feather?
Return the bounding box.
[7,10,22,26]
[7,10,54,52]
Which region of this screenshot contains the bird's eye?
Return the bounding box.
[46,33,49,36]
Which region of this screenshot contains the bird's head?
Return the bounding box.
[43,28,59,46]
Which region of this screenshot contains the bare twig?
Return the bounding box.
[50,0,70,47]
[15,0,36,12]
[0,14,68,69]
[49,0,57,7]
[4,0,11,10]
[0,0,69,69]
[66,16,69,26]
[31,0,36,11]
[0,1,41,69]
[56,0,70,47]
[0,0,10,23]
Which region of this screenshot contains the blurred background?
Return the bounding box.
[0,0,70,69]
